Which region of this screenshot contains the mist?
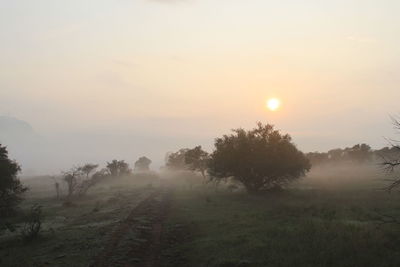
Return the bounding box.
[1,0,400,177]
[1,113,397,176]
[2,1,400,266]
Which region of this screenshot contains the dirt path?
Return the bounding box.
[91,189,172,267]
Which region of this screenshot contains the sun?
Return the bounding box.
[266,98,281,111]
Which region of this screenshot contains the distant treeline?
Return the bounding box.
[306,144,400,166]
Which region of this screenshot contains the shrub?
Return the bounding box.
[21,204,42,241]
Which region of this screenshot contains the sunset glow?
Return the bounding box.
[267,98,281,111]
[1,2,400,265]
[0,0,398,172]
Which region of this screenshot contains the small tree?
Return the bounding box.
[327,148,344,162]
[208,123,311,194]
[0,144,27,217]
[347,144,372,163]
[382,118,400,191]
[306,152,329,166]
[184,146,210,180]
[79,164,99,178]
[63,168,80,198]
[63,164,107,198]
[50,176,60,199]
[21,204,42,241]
[106,160,131,177]
[165,149,190,171]
[76,168,108,196]
[134,157,152,172]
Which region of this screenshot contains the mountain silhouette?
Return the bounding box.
[0,116,35,138]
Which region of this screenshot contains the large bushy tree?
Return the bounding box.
[208,123,311,193]
[0,144,27,217]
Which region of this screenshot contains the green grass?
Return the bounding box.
[162,187,400,267]
[0,176,156,267]
[3,167,400,267]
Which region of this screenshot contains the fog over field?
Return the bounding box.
[2,1,400,267]
[1,0,399,174]
[1,114,398,176]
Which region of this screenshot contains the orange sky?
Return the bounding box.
[1,0,399,173]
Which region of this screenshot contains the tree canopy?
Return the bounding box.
[63,163,108,198]
[165,149,190,171]
[306,143,374,166]
[134,157,152,172]
[106,160,131,177]
[0,144,27,217]
[208,123,311,193]
[184,146,210,179]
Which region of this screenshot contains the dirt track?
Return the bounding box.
[91,189,171,267]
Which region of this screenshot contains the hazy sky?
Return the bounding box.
[1,0,399,173]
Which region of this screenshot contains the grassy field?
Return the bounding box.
[1,165,400,267]
[161,166,400,267]
[0,175,158,267]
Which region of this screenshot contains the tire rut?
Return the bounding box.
[91,189,171,267]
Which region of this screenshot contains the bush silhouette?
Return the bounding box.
[208,123,310,193]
